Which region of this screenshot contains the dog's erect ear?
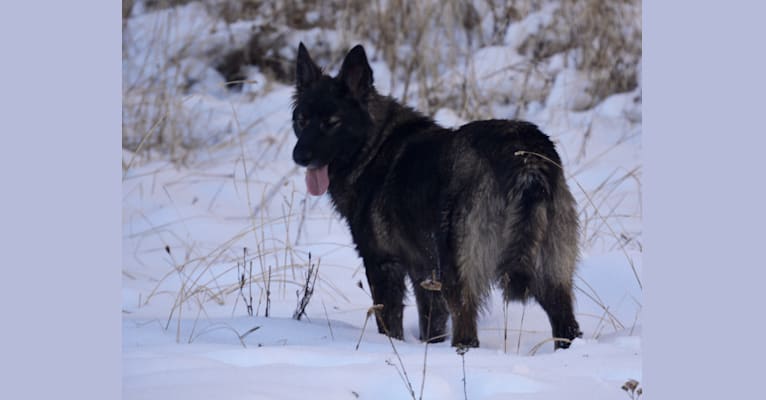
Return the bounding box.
[296,42,321,91]
[338,45,374,99]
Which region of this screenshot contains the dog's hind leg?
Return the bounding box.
[365,260,407,340]
[499,199,581,350]
[499,197,578,349]
[441,279,480,348]
[533,280,581,350]
[535,190,582,349]
[411,274,449,343]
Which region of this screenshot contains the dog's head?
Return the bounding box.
[291,43,375,196]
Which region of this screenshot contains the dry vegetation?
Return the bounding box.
[122,0,641,159]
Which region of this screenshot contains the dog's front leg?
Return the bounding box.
[364,260,406,340]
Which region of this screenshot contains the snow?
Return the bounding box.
[123,1,642,399]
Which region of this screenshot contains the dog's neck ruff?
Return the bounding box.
[346,96,430,185]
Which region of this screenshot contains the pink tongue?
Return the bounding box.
[305,165,329,196]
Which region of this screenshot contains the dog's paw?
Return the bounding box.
[451,337,480,348]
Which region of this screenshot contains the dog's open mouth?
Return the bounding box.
[305,165,329,196]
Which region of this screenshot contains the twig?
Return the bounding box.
[265,265,271,317]
[516,302,527,355]
[239,325,261,342]
[238,248,254,317]
[418,295,434,400]
[293,253,320,320]
[456,345,470,400]
[503,300,509,354]
[122,112,167,179]
[248,257,254,315]
[322,300,335,341]
[355,304,383,351]
[294,194,309,246]
[188,323,248,348]
[374,307,416,400]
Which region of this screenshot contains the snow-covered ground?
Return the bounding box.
[123,2,642,399]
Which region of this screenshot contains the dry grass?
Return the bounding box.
[122,0,641,167]
[520,0,642,109]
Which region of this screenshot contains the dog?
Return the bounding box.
[291,43,582,349]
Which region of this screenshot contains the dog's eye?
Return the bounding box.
[321,116,340,130]
[296,115,308,129]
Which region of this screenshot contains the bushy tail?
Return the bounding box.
[497,154,559,301]
[509,152,558,204]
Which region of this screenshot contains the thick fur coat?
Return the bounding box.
[291,43,582,349]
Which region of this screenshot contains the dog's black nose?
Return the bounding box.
[293,146,313,167]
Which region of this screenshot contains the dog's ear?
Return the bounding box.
[338,45,374,99]
[296,42,321,91]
